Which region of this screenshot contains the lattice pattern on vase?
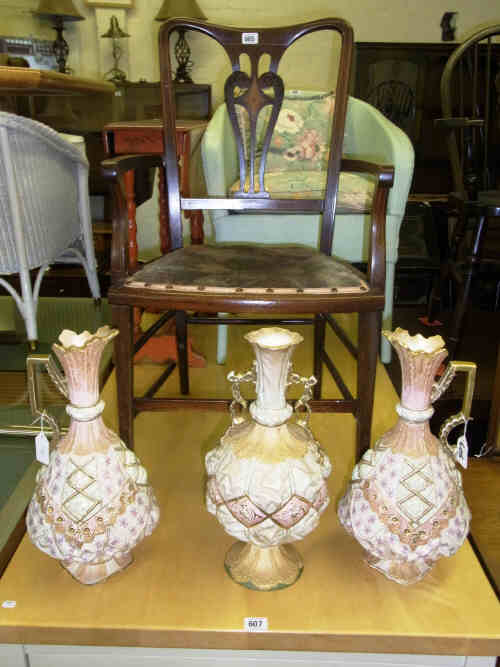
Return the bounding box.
[27,327,160,585]
[338,328,471,585]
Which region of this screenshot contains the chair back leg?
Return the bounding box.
[313,314,326,400]
[216,313,230,365]
[356,310,381,459]
[175,311,189,395]
[112,304,135,450]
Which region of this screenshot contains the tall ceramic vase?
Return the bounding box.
[27,327,160,585]
[205,327,331,591]
[338,328,476,585]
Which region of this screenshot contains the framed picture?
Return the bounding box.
[85,0,134,7]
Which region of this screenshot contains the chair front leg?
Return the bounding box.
[313,314,326,400]
[176,311,189,395]
[356,310,381,460]
[112,304,135,450]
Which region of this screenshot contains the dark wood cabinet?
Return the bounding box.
[353,42,456,194]
[353,42,500,195]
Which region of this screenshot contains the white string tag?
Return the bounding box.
[455,419,469,469]
[33,411,51,465]
[2,600,16,609]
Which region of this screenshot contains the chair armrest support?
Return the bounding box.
[101,153,163,179]
[102,154,164,284]
[341,157,395,290]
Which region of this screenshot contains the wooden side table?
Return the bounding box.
[118,81,211,123]
[103,118,208,270]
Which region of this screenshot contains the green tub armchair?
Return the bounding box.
[201,92,414,363]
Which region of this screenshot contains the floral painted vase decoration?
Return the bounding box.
[27,327,160,585]
[338,328,476,585]
[205,327,331,591]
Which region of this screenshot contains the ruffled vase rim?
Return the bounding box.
[383,327,445,356]
[55,325,118,352]
[244,327,303,350]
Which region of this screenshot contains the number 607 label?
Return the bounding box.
[244,617,268,632]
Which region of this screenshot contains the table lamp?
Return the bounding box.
[35,0,84,73]
[101,15,130,84]
[155,0,205,84]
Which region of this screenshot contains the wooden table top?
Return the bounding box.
[103,118,208,132]
[0,67,115,96]
[0,319,499,655]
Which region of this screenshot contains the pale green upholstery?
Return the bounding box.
[201,95,414,363]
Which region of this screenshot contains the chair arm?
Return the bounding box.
[341,158,394,188]
[101,153,163,179]
[344,97,414,217]
[0,111,89,168]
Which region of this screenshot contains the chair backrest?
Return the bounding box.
[0,112,88,275]
[439,24,500,199]
[159,18,353,255]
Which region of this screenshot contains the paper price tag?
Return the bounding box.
[242,32,259,45]
[2,600,16,609]
[35,431,50,465]
[244,617,268,632]
[455,434,468,469]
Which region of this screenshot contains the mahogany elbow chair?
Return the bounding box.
[102,18,394,460]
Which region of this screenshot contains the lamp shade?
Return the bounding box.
[155,0,205,22]
[35,0,84,21]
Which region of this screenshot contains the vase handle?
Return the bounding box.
[288,372,317,427]
[227,366,256,424]
[437,361,477,447]
[26,354,63,442]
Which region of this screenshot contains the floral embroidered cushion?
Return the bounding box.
[266,90,335,172]
[229,170,375,212]
[234,89,335,170]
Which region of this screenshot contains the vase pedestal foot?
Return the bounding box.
[225,542,303,591]
[365,554,431,586]
[62,551,133,585]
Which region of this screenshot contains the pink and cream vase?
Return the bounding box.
[205,327,331,591]
[27,326,160,585]
[338,327,476,585]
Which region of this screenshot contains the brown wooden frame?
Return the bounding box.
[103,18,394,460]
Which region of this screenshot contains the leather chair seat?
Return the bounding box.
[126,244,369,295]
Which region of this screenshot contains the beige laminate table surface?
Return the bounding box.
[0,67,114,96]
[0,319,499,655]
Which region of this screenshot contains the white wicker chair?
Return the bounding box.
[0,112,100,345]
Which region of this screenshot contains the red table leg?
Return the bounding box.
[158,167,171,254]
[123,169,138,272]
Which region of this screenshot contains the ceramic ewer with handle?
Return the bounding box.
[27,327,160,585]
[338,327,476,585]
